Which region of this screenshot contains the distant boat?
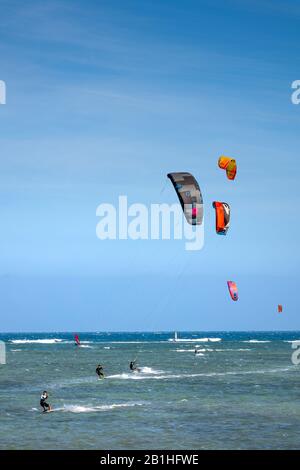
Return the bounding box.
[168,332,179,342]
[168,332,222,343]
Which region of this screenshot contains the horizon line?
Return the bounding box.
[1,329,300,334]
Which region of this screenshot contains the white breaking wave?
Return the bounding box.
[60,403,143,413]
[174,346,252,353]
[242,340,271,344]
[108,373,147,380]
[31,403,143,413]
[9,339,94,345]
[138,366,163,374]
[175,348,206,352]
[108,366,164,380]
[108,367,164,380]
[214,348,252,352]
[105,341,148,344]
[107,366,292,381]
[65,340,94,344]
[10,339,63,344]
[169,337,221,343]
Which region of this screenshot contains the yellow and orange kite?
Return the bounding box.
[218,156,237,180]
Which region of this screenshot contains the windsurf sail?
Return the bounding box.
[74,334,81,346]
[212,201,230,235]
[227,281,238,301]
[167,172,203,225]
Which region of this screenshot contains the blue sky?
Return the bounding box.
[0,0,299,331]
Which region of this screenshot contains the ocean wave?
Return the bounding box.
[175,348,206,352]
[108,367,164,380]
[10,339,63,344]
[242,340,271,343]
[214,348,252,352]
[65,403,143,413]
[104,341,148,344]
[107,366,292,381]
[9,339,95,345]
[107,373,146,380]
[138,366,163,374]
[169,337,221,343]
[174,347,251,353]
[31,403,143,414]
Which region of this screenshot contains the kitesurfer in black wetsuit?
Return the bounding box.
[40,391,51,412]
[96,364,105,379]
[129,360,139,372]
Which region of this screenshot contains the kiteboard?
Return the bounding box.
[43,406,55,413]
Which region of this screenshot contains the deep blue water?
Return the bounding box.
[0,331,300,449]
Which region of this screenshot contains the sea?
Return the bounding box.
[0,331,300,450]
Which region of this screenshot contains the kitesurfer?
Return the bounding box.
[96,364,105,379]
[129,361,141,372]
[40,391,51,412]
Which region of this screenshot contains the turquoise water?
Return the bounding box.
[1,331,300,450]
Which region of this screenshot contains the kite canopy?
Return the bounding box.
[167,172,203,225]
[227,281,238,301]
[218,156,237,180]
[212,201,230,235]
[278,305,283,313]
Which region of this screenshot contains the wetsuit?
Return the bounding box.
[129,361,137,371]
[96,365,104,378]
[40,393,50,412]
